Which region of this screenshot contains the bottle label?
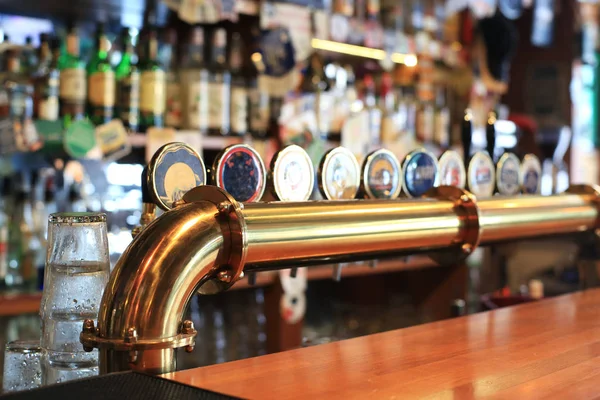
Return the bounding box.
[165,75,182,128]
[187,71,209,129]
[380,115,397,143]
[36,74,59,121]
[249,88,269,132]
[206,74,230,130]
[60,68,86,101]
[140,70,166,114]
[88,71,115,106]
[10,91,29,120]
[230,86,248,134]
[117,71,140,129]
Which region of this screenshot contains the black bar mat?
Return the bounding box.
[0,371,243,400]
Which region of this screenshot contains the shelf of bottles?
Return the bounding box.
[0,0,475,164]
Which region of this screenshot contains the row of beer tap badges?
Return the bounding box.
[145,142,543,211]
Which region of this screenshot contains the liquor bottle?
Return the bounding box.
[87,23,115,126]
[248,44,269,140]
[301,51,330,140]
[181,25,208,131]
[404,87,418,141]
[6,173,29,288]
[59,24,86,123]
[229,33,248,137]
[416,97,435,145]
[138,27,166,132]
[329,65,352,145]
[379,72,397,145]
[434,87,450,149]
[366,0,381,20]
[363,74,381,148]
[163,28,181,129]
[32,34,60,121]
[21,36,37,76]
[3,48,35,151]
[115,27,140,132]
[205,28,231,136]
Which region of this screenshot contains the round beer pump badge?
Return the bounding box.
[271,145,315,202]
[467,152,495,198]
[147,142,207,210]
[496,152,521,195]
[402,150,439,198]
[213,144,266,203]
[520,154,542,194]
[438,150,466,189]
[318,147,360,200]
[362,149,402,199]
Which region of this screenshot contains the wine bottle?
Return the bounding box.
[138,27,166,132]
[59,23,86,122]
[87,23,115,126]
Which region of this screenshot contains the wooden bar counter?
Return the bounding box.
[164,289,600,399]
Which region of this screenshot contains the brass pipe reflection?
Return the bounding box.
[477,193,598,243]
[243,199,461,269]
[97,201,227,374]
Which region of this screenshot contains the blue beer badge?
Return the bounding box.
[318,147,360,200]
[402,149,439,198]
[362,149,402,199]
[438,150,466,189]
[213,144,267,203]
[496,152,521,195]
[271,144,315,202]
[147,142,206,210]
[520,154,542,194]
[467,151,495,198]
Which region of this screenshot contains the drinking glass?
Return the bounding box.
[3,340,42,392]
[40,213,110,385]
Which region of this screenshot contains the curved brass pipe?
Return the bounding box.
[97,201,228,374]
[88,185,600,375]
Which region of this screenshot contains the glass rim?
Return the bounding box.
[5,340,42,353]
[49,212,107,224]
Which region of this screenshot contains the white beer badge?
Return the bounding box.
[467,151,495,198]
[496,152,521,195]
[520,154,542,194]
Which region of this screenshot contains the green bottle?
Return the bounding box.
[115,27,140,132]
[87,23,115,126]
[138,27,165,132]
[59,23,86,123]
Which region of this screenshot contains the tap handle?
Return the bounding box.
[461,109,473,167]
[141,166,152,204]
[486,111,497,160]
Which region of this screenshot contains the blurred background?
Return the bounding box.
[0,0,598,380]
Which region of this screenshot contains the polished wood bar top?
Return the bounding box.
[165,289,600,399]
